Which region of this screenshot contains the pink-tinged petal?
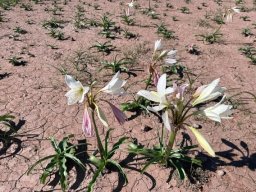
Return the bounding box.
[107,101,127,125]
[82,107,92,136]
[153,70,160,86]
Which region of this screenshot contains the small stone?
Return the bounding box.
[217,170,225,177]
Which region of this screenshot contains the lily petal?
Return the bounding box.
[95,104,108,127]
[188,126,215,157]
[82,107,92,136]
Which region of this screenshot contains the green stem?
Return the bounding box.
[167,129,177,150]
[145,73,152,90]
[91,109,105,159]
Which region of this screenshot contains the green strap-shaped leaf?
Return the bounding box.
[64,153,86,170]
[59,157,68,191]
[40,157,58,184]
[108,136,128,159]
[169,159,186,180]
[104,128,114,157]
[187,126,215,157]
[27,155,56,175]
[87,163,105,192]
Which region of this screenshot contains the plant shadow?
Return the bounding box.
[200,138,256,172]
[0,118,26,159]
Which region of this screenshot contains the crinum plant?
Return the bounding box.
[129,74,232,179]
[121,39,177,113]
[64,71,128,191]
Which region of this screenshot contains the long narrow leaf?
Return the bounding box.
[64,153,86,170]
[27,155,56,175]
[87,164,105,192]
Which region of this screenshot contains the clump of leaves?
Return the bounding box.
[240,16,250,21]
[197,27,223,44]
[0,0,19,10]
[163,64,186,78]
[121,14,135,26]
[123,29,137,39]
[42,18,64,29]
[100,55,132,73]
[239,46,256,57]
[73,5,90,29]
[49,29,66,40]
[121,97,151,113]
[156,23,176,39]
[180,6,190,14]
[88,129,128,192]
[212,10,225,24]
[90,41,115,55]
[20,3,33,11]
[142,7,159,19]
[27,135,86,191]
[8,56,27,66]
[239,46,256,65]
[0,114,15,128]
[14,27,27,34]
[241,28,253,37]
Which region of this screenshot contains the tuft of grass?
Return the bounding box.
[239,46,256,65]
[13,27,27,34]
[20,3,33,11]
[241,28,253,37]
[90,41,115,55]
[48,29,66,40]
[156,23,176,39]
[0,0,19,9]
[180,6,190,14]
[197,27,223,44]
[8,56,27,66]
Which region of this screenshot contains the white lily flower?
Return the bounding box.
[203,96,232,122]
[127,0,134,8]
[65,75,90,105]
[232,7,240,13]
[192,78,226,106]
[100,71,126,95]
[137,74,171,130]
[165,50,177,65]
[154,39,162,52]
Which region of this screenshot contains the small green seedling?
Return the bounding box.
[121,97,151,113]
[90,41,115,55]
[100,55,132,73]
[239,46,256,65]
[20,3,33,11]
[123,29,137,39]
[212,11,225,24]
[197,27,223,44]
[180,6,190,14]
[8,56,27,66]
[14,27,27,34]
[120,15,135,26]
[156,23,176,39]
[27,136,86,191]
[239,46,256,57]
[42,18,64,29]
[242,28,253,37]
[49,29,66,40]
[240,16,250,21]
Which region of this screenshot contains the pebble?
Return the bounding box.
[217,170,226,177]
